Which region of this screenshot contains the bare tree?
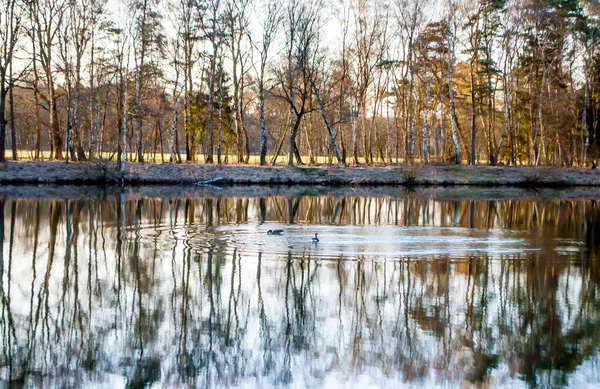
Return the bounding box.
[464,0,483,165]
[0,0,23,162]
[202,0,223,164]
[225,0,251,163]
[57,19,76,161]
[351,0,387,164]
[167,34,183,163]
[170,0,200,162]
[58,0,95,161]
[252,0,281,166]
[273,0,322,166]
[308,41,343,165]
[446,0,461,164]
[130,0,163,163]
[334,0,353,165]
[27,0,68,160]
[419,41,432,164]
[495,0,520,165]
[396,0,429,163]
[87,0,106,160]
[70,0,94,160]
[107,23,131,171]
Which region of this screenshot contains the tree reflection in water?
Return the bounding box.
[0,190,599,388]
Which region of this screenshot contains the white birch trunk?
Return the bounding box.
[311,79,343,164]
[423,76,431,165]
[122,67,128,177]
[583,74,589,165]
[217,58,224,164]
[134,52,143,163]
[408,36,415,162]
[447,14,460,164]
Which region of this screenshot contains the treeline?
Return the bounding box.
[1,0,600,166]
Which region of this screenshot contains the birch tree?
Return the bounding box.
[225,0,251,162]
[351,0,386,164]
[396,0,429,163]
[253,0,281,165]
[87,0,106,160]
[167,32,183,163]
[202,0,223,164]
[446,0,461,164]
[130,0,162,163]
[171,0,200,162]
[28,0,68,160]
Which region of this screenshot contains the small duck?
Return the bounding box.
[312,233,319,243]
[267,229,284,235]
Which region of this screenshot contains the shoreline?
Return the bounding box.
[2,184,600,202]
[1,160,600,187]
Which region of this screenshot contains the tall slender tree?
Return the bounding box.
[0,0,22,162]
[253,0,281,166]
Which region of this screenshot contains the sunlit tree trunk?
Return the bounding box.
[423,72,431,165]
[447,4,460,164]
[496,31,512,165]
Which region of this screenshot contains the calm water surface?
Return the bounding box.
[1,186,600,388]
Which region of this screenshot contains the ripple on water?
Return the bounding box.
[138,224,540,260]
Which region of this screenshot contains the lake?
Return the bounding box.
[1,186,599,388]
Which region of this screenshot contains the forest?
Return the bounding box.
[1,0,600,167]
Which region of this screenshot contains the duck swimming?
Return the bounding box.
[267,229,284,235]
[312,233,319,243]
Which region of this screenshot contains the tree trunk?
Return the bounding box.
[583,75,589,166]
[207,49,216,164]
[89,28,96,160]
[75,58,86,161]
[50,83,63,160]
[117,71,124,171]
[496,42,511,165]
[134,60,144,163]
[362,107,370,164]
[232,60,243,163]
[288,129,297,166]
[423,76,431,165]
[9,86,16,161]
[470,58,476,165]
[259,81,267,165]
[217,61,224,164]
[536,61,547,166]
[121,68,129,178]
[288,111,304,166]
[0,89,6,163]
[170,96,179,163]
[33,68,42,160]
[352,101,360,164]
[408,36,415,163]
[448,39,460,164]
[67,85,75,162]
[386,91,392,164]
[312,80,342,164]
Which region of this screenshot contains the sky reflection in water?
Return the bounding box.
[0,187,599,388]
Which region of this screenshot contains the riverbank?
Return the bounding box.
[1,161,599,187]
[2,184,600,202]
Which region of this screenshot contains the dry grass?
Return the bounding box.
[5,150,379,165]
[1,160,600,187]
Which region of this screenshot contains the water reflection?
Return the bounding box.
[0,188,599,388]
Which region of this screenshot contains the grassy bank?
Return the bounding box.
[0,161,599,187]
